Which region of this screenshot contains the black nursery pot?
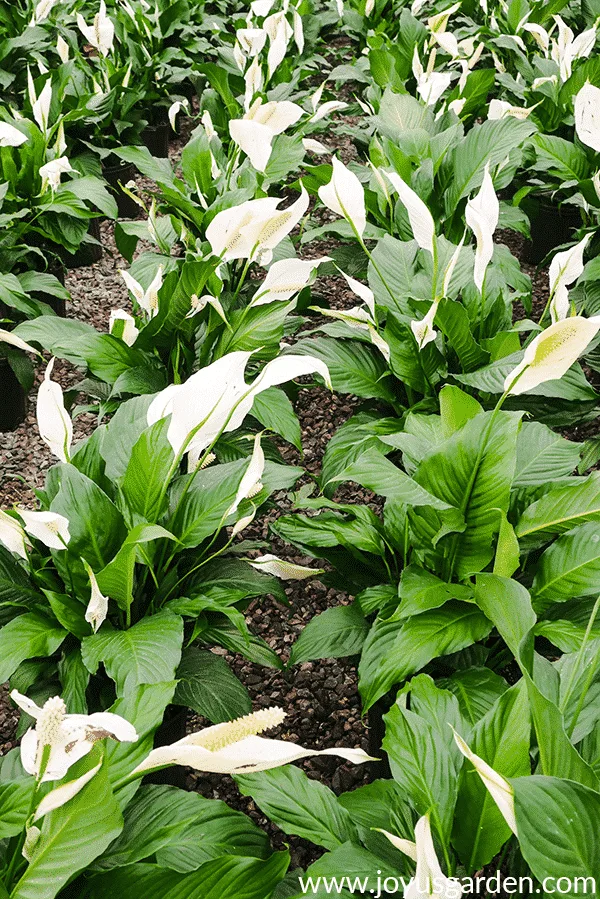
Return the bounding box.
[64,218,103,269]
[524,196,582,265]
[142,122,170,158]
[142,705,188,789]
[0,358,27,432]
[102,160,140,219]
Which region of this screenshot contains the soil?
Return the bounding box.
[0,96,576,872]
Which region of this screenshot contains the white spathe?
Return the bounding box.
[11,691,137,782]
[548,233,591,322]
[147,349,330,459]
[18,510,71,551]
[36,358,72,463]
[384,170,436,256]
[120,266,163,319]
[0,123,27,147]
[248,554,323,579]
[109,309,139,346]
[82,560,109,633]
[453,730,517,835]
[0,511,28,559]
[575,82,600,154]
[384,815,461,899]
[206,188,309,263]
[77,0,115,57]
[318,157,367,237]
[504,315,600,395]
[250,256,330,306]
[132,705,373,776]
[39,156,72,193]
[465,162,499,292]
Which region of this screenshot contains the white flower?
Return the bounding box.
[453,730,517,835]
[36,357,72,464]
[168,99,189,131]
[251,0,275,16]
[548,234,591,322]
[228,433,265,523]
[523,22,549,53]
[248,554,323,579]
[206,188,309,264]
[132,706,372,776]
[339,271,375,317]
[147,349,330,460]
[551,17,596,82]
[77,0,115,56]
[0,123,27,147]
[303,138,329,155]
[18,510,70,551]
[575,82,600,154]
[384,169,436,255]
[365,0,375,14]
[488,99,535,120]
[229,119,274,172]
[30,76,52,134]
[0,329,39,354]
[504,315,600,396]
[30,0,58,24]
[319,157,366,238]
[82,560,109,633]
[411,301,439,349]
[382,815,462,899]
[244,56,264,109]
[246,98,304,133]
[264,11,293,77]
[250,256,330,306]
[120,265,163,319]
[465,162,499,292]
[185,293,227,322]
[56,35,70,63]
[109,309,139,346]
[0,511,28,559]
[312,100,348,123]
[11,691,137,782]
[33,762,102,822]
[412,47,451,106]
[39,156,72,193]
[237,27,267,57]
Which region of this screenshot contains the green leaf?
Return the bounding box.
[514,422,580,487]
[173,648,251,723]
[251,388,302,452]
[453,684,530,872]
[12,754,123,899]
[0,778,35,839]
[383,700,456,842]
[413,411,521,577]
[529,133,590,183]
[168,460,247,548]
[473,574,536,662]
[155,796,271,872]
[517,473,600,545]
[236,766,358,851]
[121,418,175,523]
[358,603,493,711]
[83,852,290,899]
[438,668,508,725]
[532,522,600,606]
[289,604,369,665]
[439,386,483,438]
[398,565,472,619]
[0,613,66,683]
[0,545,40,609]
[293,337,396,402]
[50,465,126,569]
[96,524,176,611]
[514,777,600,892]
[81,612,183,695]
[525,672,599,790]
[445,118,536,213]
